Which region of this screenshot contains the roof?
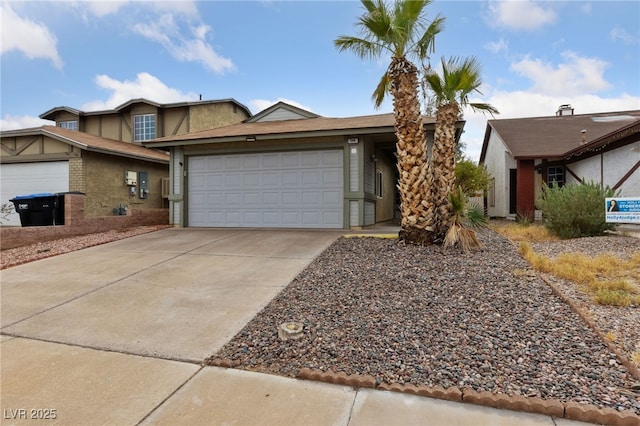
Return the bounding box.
[480,110,640,161]
[40,98,252,121]
[1,126,169,164]
[246,101,321,122]
[145,113,440,147]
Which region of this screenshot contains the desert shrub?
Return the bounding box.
[536,181,617,239]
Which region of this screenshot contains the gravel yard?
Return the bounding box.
[0,225,171,269]
[209,229,640,416]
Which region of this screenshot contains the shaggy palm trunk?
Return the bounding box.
[431,102,460,241]
[388,56,435,244]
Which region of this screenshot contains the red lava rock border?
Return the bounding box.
[205,359,640,425]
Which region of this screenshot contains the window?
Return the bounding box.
[375,170,383,198]
[547,166,565,187]
[58,121,78,131]
[133,114,156,141]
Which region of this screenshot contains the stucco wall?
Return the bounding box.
[482,130,515,217]
[189,103,250,132]
[569,147,640,197]
[83,151,168,217]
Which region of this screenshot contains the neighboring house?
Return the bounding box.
[39,98,252,143]
[480,106,640,219]
[145,102,464,229]
[0,98,251,226]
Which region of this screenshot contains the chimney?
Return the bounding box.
[556,104,574,116]
[581,129,587,145]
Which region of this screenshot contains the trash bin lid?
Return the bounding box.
[12,192,55,199]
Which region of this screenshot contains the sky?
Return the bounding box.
[1,0,639,162]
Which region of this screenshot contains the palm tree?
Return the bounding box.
[423,56,498,241]
[335,0,444,244]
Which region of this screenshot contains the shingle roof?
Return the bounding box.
[483,110,640,160]
[1,126,169,163]
[145,113,431,147]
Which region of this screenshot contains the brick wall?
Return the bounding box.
[68,157,86,193]
[516,159,536,221]
[1,193,169,250]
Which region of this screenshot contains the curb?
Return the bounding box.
[295,368,640,426]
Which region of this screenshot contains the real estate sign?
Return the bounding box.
[605,197,640,224]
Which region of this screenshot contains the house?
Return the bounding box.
[144,102,464,229]
[479,106,640,219]
[0,98,251,226]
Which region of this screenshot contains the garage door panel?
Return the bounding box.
[0,161,69,226]
[188,150,343,228]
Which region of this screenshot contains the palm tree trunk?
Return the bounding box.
[388,57,435,244]
[431,102,460,241]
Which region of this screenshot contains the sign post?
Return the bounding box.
[605,198,640,224]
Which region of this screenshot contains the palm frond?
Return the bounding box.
[372,72,391,108]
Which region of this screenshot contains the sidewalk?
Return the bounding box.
[2,336,589,425]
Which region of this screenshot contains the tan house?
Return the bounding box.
[479,106,640,219]
[0,98,251,226]
[145,102,464,229]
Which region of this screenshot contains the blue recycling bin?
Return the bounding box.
[10,193,57,227]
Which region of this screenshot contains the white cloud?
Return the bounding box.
[0,115,50,131]
[487,0,556,31]
[484,38,508,55]
[79,1,198,18]
[249,98,315,114]
[510,51,610,96]
[82,72,198,111]
[133,14,234,74]
[610,27,639,46]
[0,3,63,69]
[82,0,129,17]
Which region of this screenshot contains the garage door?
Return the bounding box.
[188,150,343,228]
[0,161,69,226]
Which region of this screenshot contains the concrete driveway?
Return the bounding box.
[0,228,588,425]
[1,228,342,362]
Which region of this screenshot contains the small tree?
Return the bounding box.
[537,181,618,239]
[455,158,490,197]
[0,202,14,225]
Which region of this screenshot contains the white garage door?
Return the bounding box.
[188,150,343,228]
[0,161,69,226]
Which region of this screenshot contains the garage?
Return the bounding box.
[187,150,343,228]
[0,161,69,226]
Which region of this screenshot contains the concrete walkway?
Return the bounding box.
[1,229,592,425]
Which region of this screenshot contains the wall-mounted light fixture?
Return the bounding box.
[246,136,256,142]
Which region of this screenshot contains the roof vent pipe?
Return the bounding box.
[581,129,587,145]
[556,104,574,116]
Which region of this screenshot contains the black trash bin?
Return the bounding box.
[10,193,56,227]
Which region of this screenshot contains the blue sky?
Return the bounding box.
[1,0,639,161]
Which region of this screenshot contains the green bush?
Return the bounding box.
[536,181,617,239]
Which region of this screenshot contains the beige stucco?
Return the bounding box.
[82,151,168,216]
[189,103,248,132]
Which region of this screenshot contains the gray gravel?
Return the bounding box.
[211,229,640,415]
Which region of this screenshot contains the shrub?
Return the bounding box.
[455,158,490,197]
[536,181,617,239]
